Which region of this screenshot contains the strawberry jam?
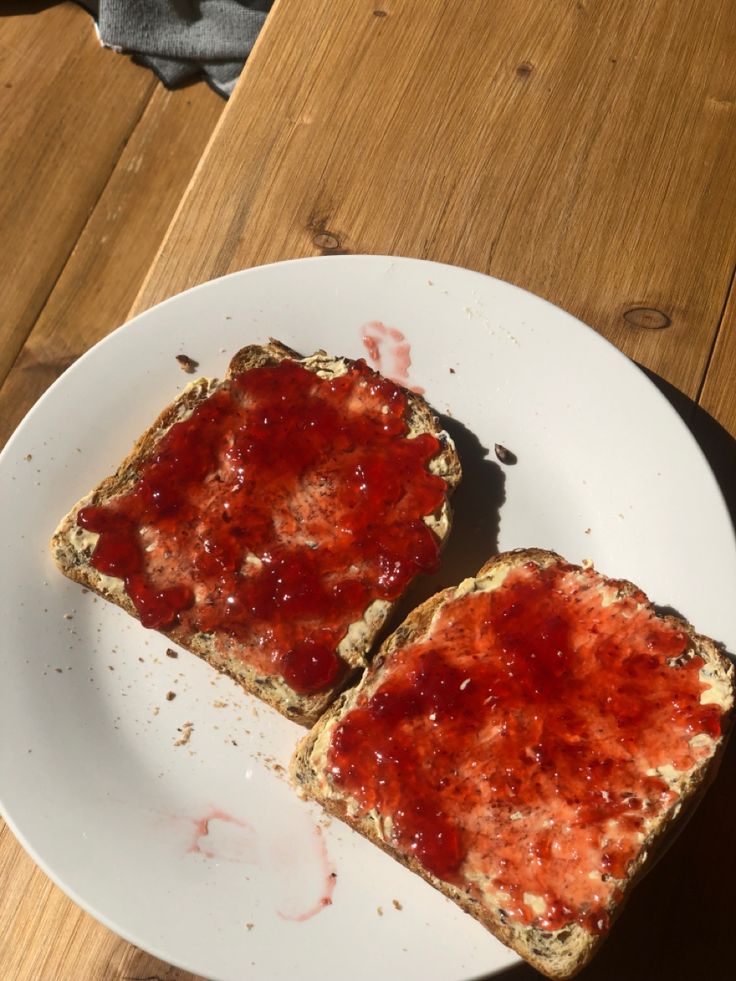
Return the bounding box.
[327,561,724,931]
[77,359,448,694]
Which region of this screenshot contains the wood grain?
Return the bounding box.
[133,0,736,418]
[0,81,224,448]
[0,2,156,385]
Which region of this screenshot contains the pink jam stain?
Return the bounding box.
[277,825,337,922]
[157,805,335,920]
[187,807,256,862]
[360,321,425,394]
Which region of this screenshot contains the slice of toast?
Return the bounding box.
[291,548,735,977]
[51,340,461,725]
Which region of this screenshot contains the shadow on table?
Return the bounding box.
[108,939,205,981]
[5,1,67,14]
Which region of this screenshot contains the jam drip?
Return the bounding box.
[327,562,723,931]
[77,359,447,694]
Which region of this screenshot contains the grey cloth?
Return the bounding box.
[79,1,271,97]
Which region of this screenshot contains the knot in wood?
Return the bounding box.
[623,307,671,330]
[313,232,340,250]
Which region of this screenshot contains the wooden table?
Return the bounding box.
[2,1,735,978]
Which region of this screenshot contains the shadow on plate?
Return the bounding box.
[429,413,507,587]
[386,413,506,629]
[639,365,736,542]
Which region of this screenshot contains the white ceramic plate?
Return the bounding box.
[1,256,734,981]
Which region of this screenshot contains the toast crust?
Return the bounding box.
[50,340,461,725]
[291,548,735,977]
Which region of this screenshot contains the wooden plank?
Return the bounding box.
[0,81,224,449]
[0,2,155,384]
[132,0,736,404]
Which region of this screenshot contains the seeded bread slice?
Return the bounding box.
[291,548,735,978]
[50,340,461,725]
